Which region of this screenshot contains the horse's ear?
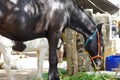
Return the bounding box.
[97,23,103,32]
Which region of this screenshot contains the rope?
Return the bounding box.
[88,0,107,13]
[97,32,100,55]
[90,31,103,60]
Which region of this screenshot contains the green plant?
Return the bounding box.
[33,69,117,80]
[61,72,117,80]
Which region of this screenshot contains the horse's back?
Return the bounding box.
[0,0,70,41]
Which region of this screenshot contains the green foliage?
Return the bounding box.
[42,73,48,80]
[33,68,117,80]
[32,77,37,80]
[61,72,117,80]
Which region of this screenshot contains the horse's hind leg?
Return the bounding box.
[37,50,44,80]
[37,38,49,80]
[0,52,4,68]
[0,35,15,80]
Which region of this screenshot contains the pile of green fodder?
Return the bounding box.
[33,69,117,80]
[60,71,117,80]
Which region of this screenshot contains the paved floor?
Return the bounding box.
[0,56,67,80]
[0,69,37,80]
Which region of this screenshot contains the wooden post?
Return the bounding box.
[65,28,78,75]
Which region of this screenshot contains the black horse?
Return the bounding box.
[0,0,104,80]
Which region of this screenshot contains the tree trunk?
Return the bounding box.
[65,28,78,75]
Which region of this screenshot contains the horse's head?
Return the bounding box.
[84,23,104,69]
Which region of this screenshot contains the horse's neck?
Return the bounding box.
[83,23,96,40]
[70,5,96,41]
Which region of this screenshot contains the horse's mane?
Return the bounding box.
[85,11,96,26]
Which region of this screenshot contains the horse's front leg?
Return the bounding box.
[2,46,15,80]
[47,36,60,80]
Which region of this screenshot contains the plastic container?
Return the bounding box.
[106,55,120,71]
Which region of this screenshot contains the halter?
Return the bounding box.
[84,28,103,60]
[84,28,98,47]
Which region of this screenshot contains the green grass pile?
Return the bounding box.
[61,72,116,80]
[33,68,117,80]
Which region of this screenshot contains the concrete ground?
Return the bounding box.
[0,56,67,80]
[0,69,37,80]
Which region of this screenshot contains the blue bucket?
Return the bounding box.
[106,55,120,71]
